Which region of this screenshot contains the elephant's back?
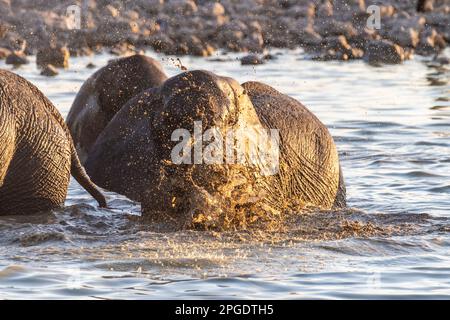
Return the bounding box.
[92,54,168,115]
[242,81,342,209]
[0,69,70,132]
[66,55,169,163]
[1,123,72,212]
[242,81,328,134]
[0,69,72,214]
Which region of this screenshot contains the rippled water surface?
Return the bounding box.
[1,49,449,299]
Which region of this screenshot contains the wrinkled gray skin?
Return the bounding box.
[85,70,345,230]
[242,81,346,209]
[66,54,168,163]
[0,69,106,215]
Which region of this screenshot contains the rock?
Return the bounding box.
[204,2,225,16]
[325,35,352,53]
[403,16,426,30]
[310,49,340,61]
[69,46,94,57]
[5,52,29,65]
[425,12,450,30]
[248,20,263,34]
[306,2,316,19]
[103,4,120,18]
[434,56,449,65]
[0,22,9,38]
[317,0,333,17]
[2,36,27,53]
[164,0,198,15]
[403,48,414,61]
[380,5,396,17]
[142,19,161,35]
[216,21,247,51]
[293,24,322,48]
[109,42,136,56]
[424,12,449,45]
[36,46,70,69]
[0,0,11,16]
[347,33,368,51]
[171,34,215,56]
[365,40,405,64]
[262,16,295,49]
[417,0,434,12]
[147,33,175,53]
[190,39,215,57]
[416,28,447,55]
[349,47,364,59]
[333,0,366,14]
[283,3,315,19]
[124,10,140,21]
[315,19,358,39]
[242,32,264,52]
[310,46,363,61]
[388,27,420,48]
[40,64,59,77]
[309,35,364,61]
[241,54,265,65]
[264,53,277,60]
[66,29,95,57]
[0,47,12,59]
[96,19,140,44]
[86,62,96,69]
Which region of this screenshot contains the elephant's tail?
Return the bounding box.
[333,164,347,209]
[70,145,107,208]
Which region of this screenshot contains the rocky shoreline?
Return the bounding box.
[0,0,449,69]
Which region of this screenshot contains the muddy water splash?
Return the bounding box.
[1,49,450,299]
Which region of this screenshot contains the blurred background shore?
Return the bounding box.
[0,0,449,70]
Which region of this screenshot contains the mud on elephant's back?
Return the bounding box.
[85,70,346,231]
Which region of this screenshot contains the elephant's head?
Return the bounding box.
[86,70,337,232]
[142,70,279,230]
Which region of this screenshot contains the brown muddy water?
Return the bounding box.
[0,48,449,299]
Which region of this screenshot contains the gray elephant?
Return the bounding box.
[242,81,346,209]
[84,70,345,230]
[66,54,168,163]
[0,69,106,215]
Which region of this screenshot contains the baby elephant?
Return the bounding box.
[0,69,106,215]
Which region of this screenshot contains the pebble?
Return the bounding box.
[40,64,59,77]
[241,54,265,65]
[5,52,29,66]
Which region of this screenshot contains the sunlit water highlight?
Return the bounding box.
[0,48,449,299]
